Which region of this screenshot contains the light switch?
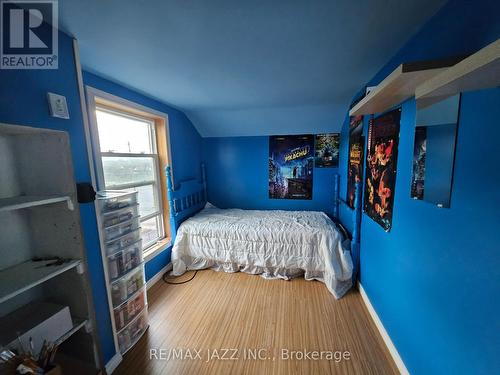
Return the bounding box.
[47,92,70,119]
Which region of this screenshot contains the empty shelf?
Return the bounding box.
[416,39,500,108]
[0,195,72,212]
[0,259,82,303]
[349,57,463,116]
[0,312,88,350]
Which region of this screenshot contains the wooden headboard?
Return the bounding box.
[166,164,207,241]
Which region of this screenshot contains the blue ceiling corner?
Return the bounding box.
[60,0,447,137]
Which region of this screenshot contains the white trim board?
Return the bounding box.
[73,38,116,369]
[146,263,172,290]
[84,85,173,190]
[144,240,172,263]
[105,352,123,375]
[358,282,409,375]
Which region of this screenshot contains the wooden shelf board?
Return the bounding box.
[0,259,82,303]
[0,195,71,212]
[349,57,464,116]
[349,65,445,116]
[416,39,500,108]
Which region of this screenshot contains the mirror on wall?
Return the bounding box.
[411,94,461,208]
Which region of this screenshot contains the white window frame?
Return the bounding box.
[86,86,172,261]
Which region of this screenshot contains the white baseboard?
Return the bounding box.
[105,352,122,375]
[146,262,172,290]
[358,282,409,375]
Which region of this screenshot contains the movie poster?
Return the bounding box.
[347,116,364,208]
[315,133,339,167]
[364,109,401,231]
[269,135,314,200]
[411,127,427,200]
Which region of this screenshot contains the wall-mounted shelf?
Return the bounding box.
[0,259,81,303]
[416,39,500,108]
[349,58,464,116]
[0,195,73,212]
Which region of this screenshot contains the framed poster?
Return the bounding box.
[346,116,364,208]
[269,135,314,200]
[410,126,426,200]
[364,109,401,231]
[314,133,339,167]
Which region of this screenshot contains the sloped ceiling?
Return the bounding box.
[59,0,447,137]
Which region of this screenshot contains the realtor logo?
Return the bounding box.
[1,0,58,69]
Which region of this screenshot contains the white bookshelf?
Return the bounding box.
[0,123,100,372]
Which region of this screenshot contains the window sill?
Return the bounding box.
[143,237,171,263]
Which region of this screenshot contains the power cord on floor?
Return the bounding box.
[162,270,198,284]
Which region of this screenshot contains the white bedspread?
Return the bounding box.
[171,205,353,299]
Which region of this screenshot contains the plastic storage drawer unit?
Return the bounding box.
[111,267,145,307]
[107,240,143,281]
[98,190,138,213]
[103,216,140,242]
[105,228,141,256]
[114,290,146,331]
[98,189,148,355]
[102,204,139,228]
[117,310,148,353]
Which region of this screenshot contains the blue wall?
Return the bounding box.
[144,247,171,281]
[203,136,338,215]
[0,32,115,364]
[2,1,499,373]
[338,0,500,374]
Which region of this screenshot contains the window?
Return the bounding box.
[87,88,171,257]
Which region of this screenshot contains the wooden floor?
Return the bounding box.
[114,270,398,375]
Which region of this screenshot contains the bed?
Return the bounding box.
[166,165,362,299]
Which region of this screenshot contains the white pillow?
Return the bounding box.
[204,202,218,209]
